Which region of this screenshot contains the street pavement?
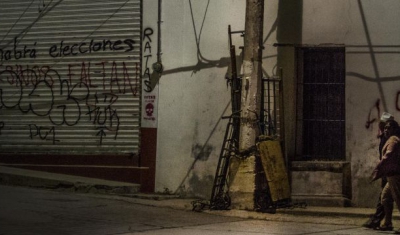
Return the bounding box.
[0,184,399,235]
[1,166,400,234]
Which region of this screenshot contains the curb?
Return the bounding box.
[0,166,140,194]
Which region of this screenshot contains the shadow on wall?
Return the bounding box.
[173,102,230,196]
[187,173,214,199]
[347,1,400,114]
[275,0,303,87]
[192,143,214,161]
[277,0,303,44]
[161,57,231,77]
[162,0,232,77]
[275,0,303,159]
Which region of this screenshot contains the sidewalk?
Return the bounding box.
[0,165,398,227]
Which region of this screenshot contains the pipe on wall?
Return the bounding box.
[157,0,162,63]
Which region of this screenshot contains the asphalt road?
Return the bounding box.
[0,185,395,235]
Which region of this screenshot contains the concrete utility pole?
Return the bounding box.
[229,0,265,210]
[239,0,264,152]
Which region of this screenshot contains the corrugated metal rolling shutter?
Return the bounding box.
[0,0,141,155]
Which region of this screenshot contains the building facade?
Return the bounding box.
[1,0,399,208]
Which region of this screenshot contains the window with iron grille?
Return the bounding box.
[261,77,282,137]
[295,47,345,160]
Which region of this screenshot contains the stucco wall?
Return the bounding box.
[153,0,400,207]
[301,1,400,207]
[155,0,280,198]
[156,0,244,197]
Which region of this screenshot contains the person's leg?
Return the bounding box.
[373,193,386,224]
[376,178,388,222]
[363,180,389,228]
[379,182,393,223]
[388,175,400,234]
[380,181,394,229]
[363,194,385,228]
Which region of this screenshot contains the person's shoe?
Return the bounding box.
[362,222,376,229]
[362,219,379,229]
[362,215,383,229]
[374,224,393,231]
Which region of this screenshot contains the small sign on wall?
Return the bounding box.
[142,93,158,128]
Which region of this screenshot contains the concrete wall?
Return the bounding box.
[342,1,400,207]
[283,1,400,207]
[152,0,400,207]
[154,0,280,198]
[155,0,244,197]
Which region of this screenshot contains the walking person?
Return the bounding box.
[371,119,400,232]
[363,112,394,229]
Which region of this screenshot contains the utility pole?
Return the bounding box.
[239,0,264,152]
